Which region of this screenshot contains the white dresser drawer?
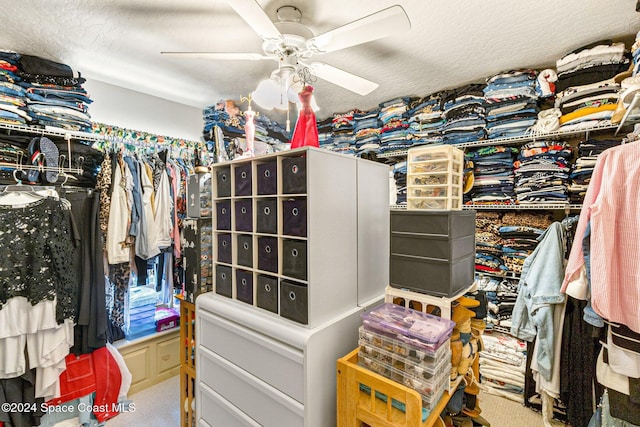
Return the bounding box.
[198,383,261,427]
[199,346,304,427]
[198,310,304,402]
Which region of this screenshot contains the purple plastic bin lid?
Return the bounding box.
[361,302,455,344]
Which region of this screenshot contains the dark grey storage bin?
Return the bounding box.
[216,166,231,198]
[234,162,252,196]
[257,236,278,273]
[216,200,231,230]
[186,174,201,218]
[389,253,474,297]
[236,269,253,305]
[280,280,308,325]
[234,199,253,232]
[257,161,277,195]
[256,198,277,234]
[236,234,253,268]
[282,198,307,237]
[281,156,306,194]
[390,233,475,261]
[256,274,278,314]
[217,233,232,264]
[390,210,475,238]
[282,239,307,280]
[215,264,232,298]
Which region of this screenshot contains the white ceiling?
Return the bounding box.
[2,0,640,122]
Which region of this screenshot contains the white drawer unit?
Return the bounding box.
[196,294,371,427]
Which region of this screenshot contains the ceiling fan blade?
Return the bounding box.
[305,62,378,95]
[161,52,269,60]
[223,0,282,41]
[306,5,410,53]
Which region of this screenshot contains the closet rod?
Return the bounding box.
[0,122,104,142]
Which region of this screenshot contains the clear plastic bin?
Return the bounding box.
[407,197,462,210]
[409,160,454,174]
[408,145,464,164]
[408,185,460,198]
[358,326,450,364]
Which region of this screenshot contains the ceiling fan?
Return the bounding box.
[161,0,411,98]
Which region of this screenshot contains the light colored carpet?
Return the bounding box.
[478,390,550,427]
[108,375,180,427]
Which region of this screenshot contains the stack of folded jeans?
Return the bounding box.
[392,161,407,205]
[353,109,381,156]
[555,41,630,93]
[331,111,355,154]
[475,211,507,276]
[466,146,518,204]
[441,84,486,144]
[498,211,552,275]
[0,50,30,126]
[253,114,289,151]
[406,92,445,146]
[316,117,333,149]
[15,54,92,131]
[568,138,621,203]
[483,70,539,139]
[555,79,621,130]
[202,101,245,140]
[378,98,412,153]
[513,140,572,203]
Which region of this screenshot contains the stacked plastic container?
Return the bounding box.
[406,145,464,210]
[358,303,454,413]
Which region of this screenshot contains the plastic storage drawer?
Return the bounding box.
[280,279,308,325]
[282,198,307,237]
[234,162,252,196]
[216,166,231,198]
[235,269,253,305]
[257,236,278,273]
[282,239,307,280]
[215,264,232,298]
[281,156,306,194]
[217,233,232,264]
[236,234,253,268]
[216,201,231,230]
[390,233,475,261]
[256,161,277,195]
[256,274,278,314]
[256,198,277,234]
[358,326,450,365]
[390,210,475,238]
[407,197,462,210]
[234,199,253,232]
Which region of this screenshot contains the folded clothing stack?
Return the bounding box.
[392,161,407,205]
[441,84,486,144]
[466,146,518,204]
[478,331,527,403]
[555,80,621,130]
[475,276,520,330]
[498,211,553,275]
[513,140,572,203]
[474,211,507,276]
[0,50,30,126]
[568,137,621,203]
[407,92,445,146]
[353,108,381,156]
[331,110,356,155]
[378,97,412,153]
[484,70,539,139]
[316,117,333,148]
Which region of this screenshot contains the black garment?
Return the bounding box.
[609,387,640,425]
[64,190,107,355]
[0,367,45,427]
[17,54,75,77]
[107,262,130,343]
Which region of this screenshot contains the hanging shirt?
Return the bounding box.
[563,143,640,333]
[106,159,131,264]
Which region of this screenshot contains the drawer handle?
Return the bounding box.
[292,207,299,216]
[221,174,227,182]
[241,207,247,214]
[264,207,270,215]
[243,242,249,250]
[222,240,227,247]
[241,171,247,179]
[265,245,272,253]
[291,165,298,174]
[221,273,226,279]
[241,278,247,286]
[292,248,298,257]
[221,208,227,215]
[289,291,296,301]
[264,169,271,178]
[264,284,271,292]
[162,355,170,361]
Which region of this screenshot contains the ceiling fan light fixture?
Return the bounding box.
[253,78,280,109]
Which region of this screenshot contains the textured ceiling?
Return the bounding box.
[2,0,640,122]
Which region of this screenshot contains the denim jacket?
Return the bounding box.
[511,222,566,381]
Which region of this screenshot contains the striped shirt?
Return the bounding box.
[562,142,640,333]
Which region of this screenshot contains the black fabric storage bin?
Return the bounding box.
[282,239,307,280]
[216,200,231,230]
[256,198,277,234]
[390,233,475,261]
[281,156,306,194]
[216,166,231,198]
[234,162,252,196]
[257,236,278,273]
[217,233,232,264]
[236,234,253,268]
[235,269,253,305]
[282,198,307,237]
[390,210,475,238]
[257,161,277,195]
[256,275,278,314]
[215,264,232,298]
[234,199,253,232]
[389,253,474,298]
[280,280,308,325]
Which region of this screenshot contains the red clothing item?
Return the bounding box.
[290,86,319,149]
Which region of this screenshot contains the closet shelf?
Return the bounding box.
[378,122,620,159]
[0,122,104,142]
[390,203,582,211]
[0,162,83,175]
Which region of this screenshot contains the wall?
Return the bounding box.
[84,79,203,142]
